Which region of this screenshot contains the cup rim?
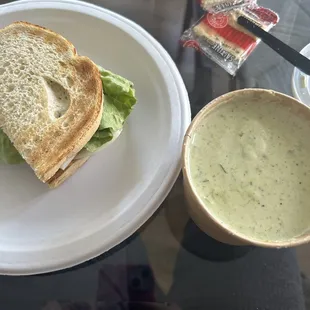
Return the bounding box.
[182,88,310,248]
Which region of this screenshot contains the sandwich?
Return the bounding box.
[0,22,137,188]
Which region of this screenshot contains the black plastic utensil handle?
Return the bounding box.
[237,16,310,75]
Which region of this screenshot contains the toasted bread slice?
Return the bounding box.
[0,22,103,182]
[47,157,89,188]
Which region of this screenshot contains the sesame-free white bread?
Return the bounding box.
[0,22,103,183]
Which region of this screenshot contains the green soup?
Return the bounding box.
[188,92,310,243]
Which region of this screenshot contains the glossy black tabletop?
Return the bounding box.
[0,0,309,309]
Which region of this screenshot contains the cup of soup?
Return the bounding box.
[182,89,310,247]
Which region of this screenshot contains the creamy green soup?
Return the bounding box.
[188,92,310,243]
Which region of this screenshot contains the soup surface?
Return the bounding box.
[188,91,310,242]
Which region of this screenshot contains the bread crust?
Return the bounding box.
[0,22,103,182]
[47,157,89,188]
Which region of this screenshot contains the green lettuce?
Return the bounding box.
[85,66,137,152]
[0,130,24,164]
[0,66,137,164]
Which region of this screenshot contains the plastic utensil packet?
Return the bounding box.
[200,0,256,13]
[180,6,279,75]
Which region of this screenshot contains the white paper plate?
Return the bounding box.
[0,0,191,275]
[292,43,310,106]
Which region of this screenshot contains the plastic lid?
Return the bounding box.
[292,43,310,106]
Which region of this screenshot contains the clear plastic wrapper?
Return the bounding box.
[200,0,257,13]
[181,6,279,75]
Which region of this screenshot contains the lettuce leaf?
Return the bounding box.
[0,130,24,164]
[84,66,137,152]
[83,128,113,153]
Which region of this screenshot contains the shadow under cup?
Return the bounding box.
[182,88,310,248]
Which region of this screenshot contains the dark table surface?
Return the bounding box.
[0,0,309,309]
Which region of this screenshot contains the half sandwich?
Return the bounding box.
[0,22,137,188]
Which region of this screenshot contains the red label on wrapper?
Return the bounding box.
[181,40,202,52]
[207,13,229,28]
[251,7,279,24]
[203,13,256,51]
